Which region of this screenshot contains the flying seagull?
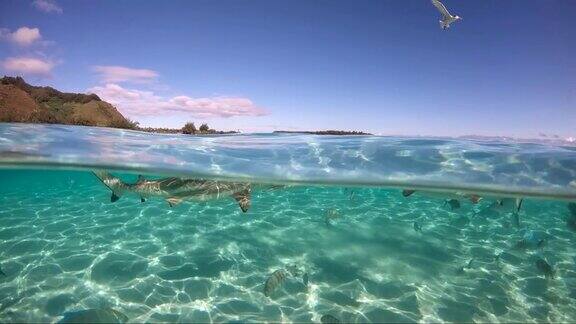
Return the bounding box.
[431,0,462,30]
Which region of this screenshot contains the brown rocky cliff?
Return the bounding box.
[0,76,136,129]
[0,84,43,122]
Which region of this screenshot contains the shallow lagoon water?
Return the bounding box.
[1,124,576,323]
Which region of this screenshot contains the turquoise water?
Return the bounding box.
[1,123,576,323]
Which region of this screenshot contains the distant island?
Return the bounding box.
[0,76,236,135]
[274,130,372,135]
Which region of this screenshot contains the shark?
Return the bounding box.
[402,189,482,204]
[93,171,252,212]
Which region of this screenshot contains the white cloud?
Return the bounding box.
[0,27,42,46]
[1,57,55,76]
[88,83,267,118]
[92,66,159,84]
[32,0,63,14]
[168,95,267,118]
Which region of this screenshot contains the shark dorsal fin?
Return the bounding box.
[233,187,251,213]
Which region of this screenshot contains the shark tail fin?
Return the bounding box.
[92,170,126,202]
[233,187,251,213]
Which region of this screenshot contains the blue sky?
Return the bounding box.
[1,0,575,137]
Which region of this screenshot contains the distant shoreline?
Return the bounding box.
[274,130,372,135]
[136,127,238,135]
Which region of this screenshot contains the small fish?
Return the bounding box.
[264,269,288,297]
[499,198,524,212]
[535,258,555,278]
[302,273,309,287]
[513,199,523,228]
[58,308,128,323]
[515,198,524,212]
[343,187,356,201]
[444,199,461,210]
[515,230,544,250]
[320,314,341,324]
[349,190,356,201]
[325,209,340,226]
[456,258,474,274]
[413,221,422,232]
[402,189,416,197]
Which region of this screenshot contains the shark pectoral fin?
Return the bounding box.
[233,189,251,213]
[111,192,120,203]
[402,190,416,197]
[166,197,183,207]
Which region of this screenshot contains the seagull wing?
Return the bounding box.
[431,0,452,18]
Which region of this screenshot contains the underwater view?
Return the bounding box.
[1,123,576,323]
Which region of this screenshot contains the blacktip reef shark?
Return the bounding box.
[402,189,482,204]
[93,171,252,212]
